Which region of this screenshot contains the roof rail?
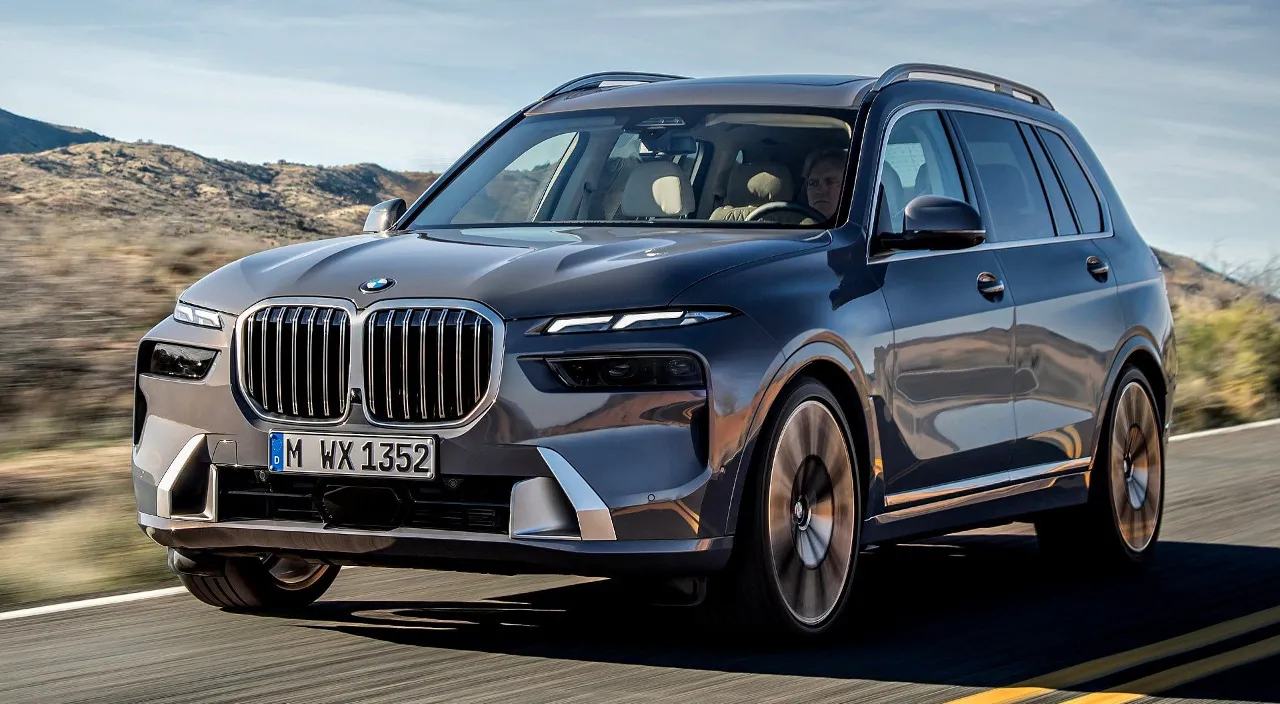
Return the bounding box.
[871,63,1054,110]
[540,71,689,101]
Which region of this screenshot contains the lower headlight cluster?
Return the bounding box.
[547,354,704,390]
[148,343,218,380]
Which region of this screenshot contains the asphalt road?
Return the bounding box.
[4,425,1280,704]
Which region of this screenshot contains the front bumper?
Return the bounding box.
[140,513,731,577]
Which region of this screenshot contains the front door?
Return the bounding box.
[871,109,1018,502]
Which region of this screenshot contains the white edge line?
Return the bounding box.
[0,566,363,622]
[2,419,1277,623]
[0,587,188,622]
[1169,417,1280,443]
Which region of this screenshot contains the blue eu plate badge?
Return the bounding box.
[269,432,284,472]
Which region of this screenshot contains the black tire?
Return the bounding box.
[171,549,339,611]
[1035,366,1165,568]
[707,378,863,638]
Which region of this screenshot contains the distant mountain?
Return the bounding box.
[0,140,438,237]
[0,107,111,155]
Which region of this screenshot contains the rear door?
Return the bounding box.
[874,109,1018,504]
[949,111,1125,472]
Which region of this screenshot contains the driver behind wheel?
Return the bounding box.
[802,147,848,221]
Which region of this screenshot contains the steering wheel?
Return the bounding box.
[744,201,827,223]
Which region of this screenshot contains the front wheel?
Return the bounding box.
[171,549,339,611]
[709,379,862,637]
[1035,366,1165,566]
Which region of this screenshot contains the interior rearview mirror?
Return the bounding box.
[877,195,985,253]
[363,198,407,234]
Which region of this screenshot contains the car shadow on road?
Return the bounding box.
[292,534,1280,702]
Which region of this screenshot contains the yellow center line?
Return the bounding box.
[943,604,1280,704]
[1059,632,1280,704]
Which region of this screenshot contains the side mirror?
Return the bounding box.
[878,195,985,252]
[363,198,407,234]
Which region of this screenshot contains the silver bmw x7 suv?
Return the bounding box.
[134,63,1175,637]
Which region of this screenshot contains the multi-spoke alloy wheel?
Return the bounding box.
[1034,366,1165,567]
[766,400,857,626]
[1108,380,1163,553]
[712,379,861,637]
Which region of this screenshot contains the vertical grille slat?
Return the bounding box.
[400,311,411,421]
[288,307,300,416]
[241,304,349,421]
[303,308,315,417]
[362,306,494,425]
[472,315,482,406]
[320,309,332,418]
[384,311,394,422]
[424,312,435,422]
[454,311,465,417]
[274,308,285,414]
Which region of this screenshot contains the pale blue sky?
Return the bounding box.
[1,0,1277,265]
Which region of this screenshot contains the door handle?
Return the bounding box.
[1087,255,1110,279]
[977,272,1005,298]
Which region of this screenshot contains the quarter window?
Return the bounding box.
[875,110,966,235]
[951,112,1055,242]
[1021,124,1078,236]
[1037,129,1104,233]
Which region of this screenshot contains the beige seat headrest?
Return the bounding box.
[619,160,694,218]
[726,161,794,206]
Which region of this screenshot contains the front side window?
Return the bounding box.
[874,110,966,235]
[951,112,1056,242]
[407,107,854,230]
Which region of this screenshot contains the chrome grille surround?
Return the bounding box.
[239,302,352,424]
[362,305,496,424]
[235,297,505,430]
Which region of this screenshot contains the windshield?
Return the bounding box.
[407,107,855,230]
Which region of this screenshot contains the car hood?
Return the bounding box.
[182,225,829,320]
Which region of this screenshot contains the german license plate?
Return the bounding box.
[269,432,436,479]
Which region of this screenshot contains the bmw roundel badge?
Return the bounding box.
[359,277,395,294]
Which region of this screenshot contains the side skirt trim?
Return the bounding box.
[883,456,1091,508]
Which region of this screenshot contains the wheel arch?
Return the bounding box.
[725,340,878,536]
[1092,332,1172,462]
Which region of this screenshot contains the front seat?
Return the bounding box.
[618,160,695,219]
[709,161,797,221]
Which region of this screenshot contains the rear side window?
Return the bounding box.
[1037,129,1104,233]
[950,112,1055,242]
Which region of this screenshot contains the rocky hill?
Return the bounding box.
[0,140,437,238]
[0,107,111,155]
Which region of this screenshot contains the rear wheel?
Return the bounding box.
[1035,366,1165,566]
[170,549,339,611]
[710,379,861,637]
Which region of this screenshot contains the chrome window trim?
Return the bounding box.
[863,100,1114,266]
[233,296,506,430]
[883,456,1091,508]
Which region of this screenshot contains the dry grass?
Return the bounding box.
[0,444,174,606]
[1171,300,1280,432]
